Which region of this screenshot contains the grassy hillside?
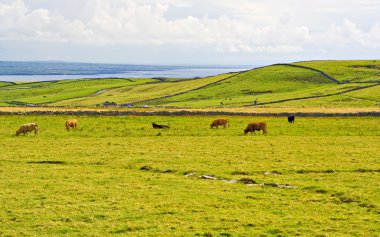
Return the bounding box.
[147,65,375,108]
[0,78,155,106]
[0,60,379,108]
[52,73,237,107]
[276,84,380,108]
[0,81,14,87]
[292,60,380,83]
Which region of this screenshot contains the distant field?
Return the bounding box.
[0,78,155,106]
[1,106,379,115]
[1,60,379,108]
[293,60,380,83]
[277,85,380,108]
[148,65,333,107]
[52,73,237,107]
[0,81,13,87]
[0,115,379,236]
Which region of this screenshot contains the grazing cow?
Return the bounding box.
[66,119,78,131]
[244,122,267,135]
[288,115,295,123]
[210,118,229,129]
[16,123,39,136]
[152,123,170,129]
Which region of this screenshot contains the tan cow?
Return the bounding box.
[16,123,39,136]
[66,119,78,131]
[210,118,229,128]
[244,122,267,135]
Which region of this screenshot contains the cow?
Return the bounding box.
[152,123,169,129]
[288,115,295,123]
[244,122,267,135]
[210,118,229,129]
[16,123,39,136]
[66,119,78,131]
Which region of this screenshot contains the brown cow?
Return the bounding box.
[244,122,267,135]
[210,118,229,129]
[16,123,39,136]
[66,119,78,131]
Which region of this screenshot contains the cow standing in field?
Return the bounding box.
[244,122,267,135]
[66,119,78,131]
[288,115,295,123]
[16,123,39,136]
[210,118,229,129]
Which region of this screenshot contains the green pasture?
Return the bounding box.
[276,85,380,108]
[0,115,379,236]
[52,73,237,107]
[147,65,331,107]
[1,60,380,108]
[0,81,14,87]
[151,83,376,108]
[0,78,155,106]
[293,60,380,83]
[147,65,378,108]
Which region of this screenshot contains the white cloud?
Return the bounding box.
[306,19,380,49]
[0,0,91,42]
[0,0,379,62]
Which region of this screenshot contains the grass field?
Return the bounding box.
[1,60,379,108]
[293,60,380,83]
[0,115,379,236]
[52,73,237,107]
[147,65,335,108]
[0,78,156,106]
[0,81,13,87]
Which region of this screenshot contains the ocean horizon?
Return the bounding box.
[0,61,253,82]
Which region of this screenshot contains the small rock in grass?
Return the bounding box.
[185,172,197,177]
[199,175,218,180]
[140,165,152,171]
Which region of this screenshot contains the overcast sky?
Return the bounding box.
[0,0,379,65]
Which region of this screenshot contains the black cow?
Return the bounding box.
[152,123,170,129]
[288,115,295,123]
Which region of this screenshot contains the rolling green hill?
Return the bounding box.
[292,60,380,83]
[0,78,156,106]
[0,81,14,87]
[52,73,237,107]
[0,60,379,108]
[147,65,359,108]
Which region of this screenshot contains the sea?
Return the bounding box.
[0,61,252,82]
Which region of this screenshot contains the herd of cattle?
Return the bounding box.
[15,116,295,136]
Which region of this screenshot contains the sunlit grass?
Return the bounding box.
[293,60,380,83]
[52,73,237,107]
[0,78,155,105]
[1,60,379,108]
[0,115,379,236]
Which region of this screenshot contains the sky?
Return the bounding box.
[0,0,379,65]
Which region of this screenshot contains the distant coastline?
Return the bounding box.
[0,61,252,81]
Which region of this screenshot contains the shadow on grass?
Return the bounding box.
[27,160,66,165]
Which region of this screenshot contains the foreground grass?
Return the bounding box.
[0,115,379,236]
